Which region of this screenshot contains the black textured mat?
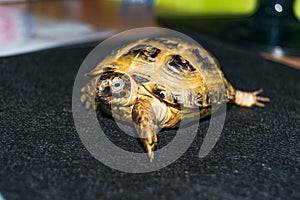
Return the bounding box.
[1,35,300,200]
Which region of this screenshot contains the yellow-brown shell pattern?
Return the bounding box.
[87,37,229,109]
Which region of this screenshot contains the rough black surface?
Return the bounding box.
[1,35,300,200]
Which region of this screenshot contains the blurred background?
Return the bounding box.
[0,0,300,68]
[2,2,300,200]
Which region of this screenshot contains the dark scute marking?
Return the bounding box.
[148,47,161,58]
[168,55,196,73]
[124,45,161,62]
[173,96,178,104]
[132,74,150,83]
[191,49,215,70]
[153,87,165,99]
[196,99,202,106]
[139,47,161,61]
[123,44,147,57]
[196,93,203,106]
[206,95,210,105]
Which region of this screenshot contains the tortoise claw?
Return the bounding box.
[143,134,158,162]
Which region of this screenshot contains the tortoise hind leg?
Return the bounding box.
[233,89,270,107]
[224,80,270,108]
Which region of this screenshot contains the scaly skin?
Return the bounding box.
[132,96,158,162]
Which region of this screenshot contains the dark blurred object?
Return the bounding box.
[224,0,300,56]
[158,0,300,56]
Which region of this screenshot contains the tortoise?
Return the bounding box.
[80,37,270,161]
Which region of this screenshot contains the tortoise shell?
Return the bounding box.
[86,37,227,109]
[81,37,269,161]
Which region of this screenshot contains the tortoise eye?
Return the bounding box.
[111,78,124,91]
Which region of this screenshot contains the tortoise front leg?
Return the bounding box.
[81,77,99,110]
[132,97,159,162]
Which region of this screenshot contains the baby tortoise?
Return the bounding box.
[81,38,270,161]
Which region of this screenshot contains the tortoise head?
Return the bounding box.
[95,71,137,106]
